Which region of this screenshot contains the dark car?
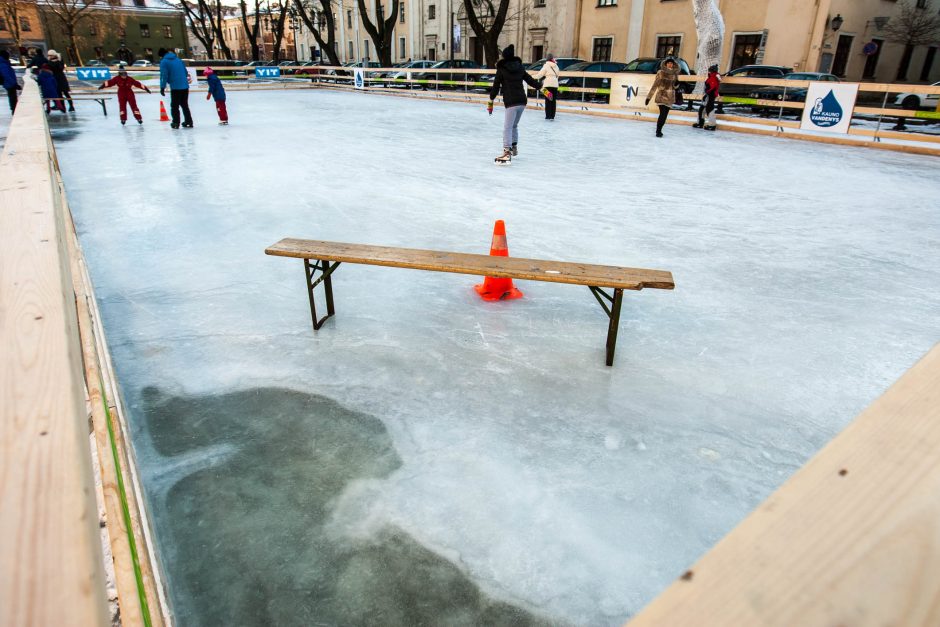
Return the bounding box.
[557,61,629,102]
[412,59,485,90]
[750,71,840,115]
[624,57,693,76]
[720,65,793,100]
[380,59,435,87]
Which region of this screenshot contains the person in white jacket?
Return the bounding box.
[534,53,560,120]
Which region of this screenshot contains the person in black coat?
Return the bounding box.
[28,48,48,75]
[487,44,543,164]
[46,50,74,111]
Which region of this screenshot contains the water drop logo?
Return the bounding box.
[354,70,364,88]
[809,90,843,128]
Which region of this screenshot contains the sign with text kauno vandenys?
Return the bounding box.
[354,68,365,89]
[800,82,860,134]
[609,74,657,112]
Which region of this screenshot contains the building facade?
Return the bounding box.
[221,12,297,61]
[0,1,47,61]
[40,0,188,65]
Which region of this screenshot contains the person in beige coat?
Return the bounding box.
[534,53,560,120]
[645,58,681,137]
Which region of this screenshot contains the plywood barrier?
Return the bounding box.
[0,79,110,626]
[628,342,940,626]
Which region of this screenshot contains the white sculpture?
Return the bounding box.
[692,0,725,91]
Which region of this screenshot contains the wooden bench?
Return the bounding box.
[43,96,113,116]
[265,238,675,366]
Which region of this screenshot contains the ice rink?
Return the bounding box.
[52,88,940,625]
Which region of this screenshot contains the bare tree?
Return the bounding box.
[884,0,940,81]
[42,0,103,65]
[292,0,341,66]
[179,0,215,59]
[355,0,398,65]
[211,0,234,60]
[239,0,262,60]
[269,0,289,62]
[462,0,511,68]
[0,0,23,54]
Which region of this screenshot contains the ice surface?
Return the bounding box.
[49,88,940,625]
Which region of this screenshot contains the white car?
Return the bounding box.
[894,81,940,110]
[131,60,152,67]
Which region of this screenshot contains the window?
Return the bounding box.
[347,10,352,28]
[596,0,616,6]
[532,45,543,62]
[20,17,31,32]
[428,4,436,19]
[0,17,5,31]
[364,40,370,59]
[534,0,545,6]
[730,33,761,69]
[831,34,853,76]
[348,40,353,59]
[164,24,173,38]
[134,0,146,6]
[656,35,680,58]
[399,36,406,58]
[400,2,405,22]
[428,46,435,60]
[916,0,927,7]
[140,24,151,38]
[89,24,97,36]
[592,37,612,62]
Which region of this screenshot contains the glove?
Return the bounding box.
[645,98,650,106]
[97,84,104,90]
[160,88,165,97]
[145,87,151,93]
[487,100,493,115]
[540,88,553,101]
[206,93,211,100]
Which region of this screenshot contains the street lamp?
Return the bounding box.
[830,14,844,32]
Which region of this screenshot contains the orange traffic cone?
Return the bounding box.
[474,220,523,301]
[159,100,169,122]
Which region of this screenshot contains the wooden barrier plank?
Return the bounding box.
[0,80,109,627]
[629,342,940,627]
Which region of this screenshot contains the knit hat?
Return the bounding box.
[501,44,515,61]
[708,64,719,73]
[204,67,214,75]
[47,49,59,59]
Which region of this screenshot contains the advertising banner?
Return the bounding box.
[255,67,281,78]
[354,68,365,89]
[609,74,656,112]
[186,67,198,85]
[77,67,111,81]
[799,82,859,134]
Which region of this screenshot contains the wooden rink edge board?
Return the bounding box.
[628,342,940,627]
[266,238,675,291]
[0,80,110,626]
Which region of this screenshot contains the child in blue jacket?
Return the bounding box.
[204,67,228,125]
[37,64,65,113]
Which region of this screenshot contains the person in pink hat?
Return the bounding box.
[204,67,228,125]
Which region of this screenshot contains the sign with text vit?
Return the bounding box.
[353,68,364,89]
[799,82,859,134]
[255,66,281,78]
[77,67,111,81]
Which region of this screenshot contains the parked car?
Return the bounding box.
[557,61,629,102]
[624,57,693,76]
[85,59,107,67]
[721,65,793,100]
[412,59,485,90]
[377,60,434,86]
[750,72,840,114]
[894,80,940,110]
[131,60,153,68]
[528,57,584,72]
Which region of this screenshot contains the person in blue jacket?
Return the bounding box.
[0,50,21,113]
[37,64,65,113]
[204,67,228,125]
[159,47,193,128]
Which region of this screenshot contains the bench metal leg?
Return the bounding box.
[98,98,107,117]
[589,286,624,366]
[304,259,340,330]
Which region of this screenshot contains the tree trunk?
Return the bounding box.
[293,0,341,65]
[896,44,914,81]
[213,0,234,59]
[356,0,399,66]
[272,8,288,63]
[240,0,262,60]
[462,0,510,68]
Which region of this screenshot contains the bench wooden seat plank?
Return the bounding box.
[266,239,675,291]
[265,237,674,366]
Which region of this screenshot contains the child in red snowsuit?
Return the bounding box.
[98,65,151,125]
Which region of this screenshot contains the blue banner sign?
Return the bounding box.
[255,67,281,78]
[77,67,112,81]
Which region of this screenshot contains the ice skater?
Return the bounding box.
[534,53,560,120]
[645,57,681,138]
[159,47,193,129]
[487,44,545,165]
[98,64,151,125]
[204,67,228,125]
[46,50,74,112]
[693,64,720,131]
[37,64,65,114]
[0,50,22,113]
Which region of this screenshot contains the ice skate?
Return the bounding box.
[137,119,143,125]
[495,148,512,166]
[510,144,518,157]
[704,125,717,131]
[121,119,126,125]
[182,122,193,128]
[692,121,703,128]
[219,121,228,125]
[170,122,180,129]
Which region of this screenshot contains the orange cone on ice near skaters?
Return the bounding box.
[474,220,523,301]
[159,101,169,122]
